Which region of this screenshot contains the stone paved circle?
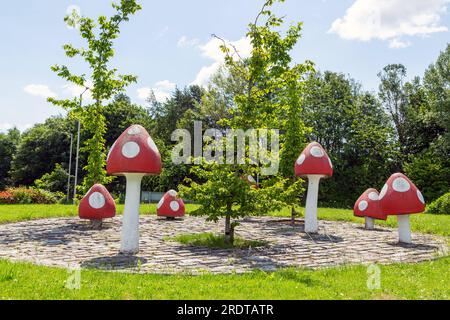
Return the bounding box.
[0,216,447,274]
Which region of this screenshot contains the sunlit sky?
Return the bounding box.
[0,0,449,132]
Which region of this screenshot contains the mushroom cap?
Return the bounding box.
[107,124,162,176]
[79,184,116,220]
[379,173,426,215]
[295,142,333,178]
[353,188,387,221]
[157,190,185,218]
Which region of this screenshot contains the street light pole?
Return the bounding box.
[66,133,73,203]
[73,119,81,204]
[72,90,87,204]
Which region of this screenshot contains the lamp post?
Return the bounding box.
[66,133,73,203]
[72,89,89,204]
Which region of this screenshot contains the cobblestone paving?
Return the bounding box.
[0,216,447,274]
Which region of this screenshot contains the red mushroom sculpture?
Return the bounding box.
[107,124,162,253]
[354,188,387,230]
[378,173,425,244]
[295,142,333,233]
[79,184,116,229]
[157,190,185,219]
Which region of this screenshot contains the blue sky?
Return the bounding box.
[0,0,449,132]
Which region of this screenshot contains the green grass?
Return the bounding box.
[1,204,448,237]
[166,232,268,249]
[0,204,448,300]
[269,207,450,237]
[0,257,448,300]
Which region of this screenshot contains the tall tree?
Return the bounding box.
[378,64,408,157]
[0,128,20,189]
[48,0,142,191]
[304,71,397,207]
[10,118,73,186]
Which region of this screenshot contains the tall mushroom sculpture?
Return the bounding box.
[295,142,333,233]
[157,190,185,219]
[378,173,425,244]
[353,188,387,230]
[107,124,162,253]
[79,184,116,229]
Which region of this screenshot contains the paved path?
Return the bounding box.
[0,216,447,274]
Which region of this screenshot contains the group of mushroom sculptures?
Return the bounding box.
[79,125,426,255]
[295,142,426,244]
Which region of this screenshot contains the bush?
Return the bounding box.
[34,164,69,193]
[0,191,14,204]
[0,188,59,204]
[427,192,450,215]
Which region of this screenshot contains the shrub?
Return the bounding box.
[34,164,69,193]
[427,192,450,215]
[0,188,59,204]
[0,191,14,204]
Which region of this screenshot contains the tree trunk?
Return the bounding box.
[291,206,296,226]
[224,202,234,245]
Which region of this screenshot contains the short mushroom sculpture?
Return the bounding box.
[107,124,162,253]
[295,142,333,233]
[353,188,387,230]
[79,184,116,229]
[378,173,425,244]
[157,190,185,219]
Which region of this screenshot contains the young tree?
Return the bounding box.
[48,0,142,191]
[180,0,311,243]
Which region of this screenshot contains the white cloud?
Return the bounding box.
[177,36,200,47]
[389,38,412,49]
[0,123,32,133]
[329,0,449,48]
[192,36,252,86]
[23,84,57,99]
[137,80,176,103]
[62,80,94,101]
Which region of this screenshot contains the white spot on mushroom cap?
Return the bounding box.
[310,146,324,158]
[168,190,178,197]
[358,200,368,211]
[122,141,140,159]
[147,137,159,154]
[379,184,388,200]
[368,192,379,201]
[417,190,425,204]
[392,177,410,192]
[127,125,141,135]
[89,192,106,209]
[170,201,180,211]
[157,197,164,209]
[296,154,306,165]
[328,157,333,168]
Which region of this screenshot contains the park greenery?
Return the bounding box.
[0,0,448,215]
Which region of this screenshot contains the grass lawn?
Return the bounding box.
[166,232,269,249]
[0,257,448,300]
[0,204,448,300]
[0,204,448,237]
